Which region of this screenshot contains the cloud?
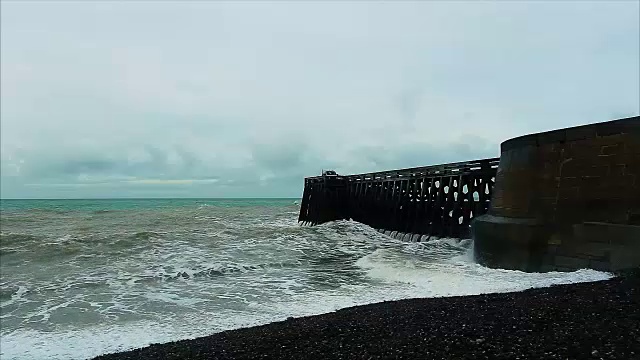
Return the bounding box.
[251,140,307,172]
[1,1,638,198]
[125,179,219,185]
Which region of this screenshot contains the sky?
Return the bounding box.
[1,1,639,199]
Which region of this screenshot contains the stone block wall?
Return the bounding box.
[473,116,640,273]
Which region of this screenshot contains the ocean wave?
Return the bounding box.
[0,285,20,301]
[19,208,72,215]
[92,209,116,215]
[0,233,41,246]
[0,205,617,360]
[132,231,166,241]
[0,248,20,256]
[143,261,305,282]
[0,285,28,306]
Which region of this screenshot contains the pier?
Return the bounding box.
[298,116,640,272]
[299,159,499,239]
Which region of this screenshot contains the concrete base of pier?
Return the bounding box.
[472,116,640,273]
[473,215,640,272]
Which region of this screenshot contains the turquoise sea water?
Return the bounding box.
[0,198,292,212]
[0,199,611,360]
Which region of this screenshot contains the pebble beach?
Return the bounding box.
[93,274,640,360]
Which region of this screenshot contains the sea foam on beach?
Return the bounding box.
[0,199,612,360]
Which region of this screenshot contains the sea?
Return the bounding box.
[0,198,612,360]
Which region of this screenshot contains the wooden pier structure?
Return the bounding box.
[298,158,499,240]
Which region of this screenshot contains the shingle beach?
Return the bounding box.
[93,274,640,360]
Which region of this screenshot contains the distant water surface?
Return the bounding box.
[0,198,611,360]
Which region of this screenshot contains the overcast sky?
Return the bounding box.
[1,1,639,199]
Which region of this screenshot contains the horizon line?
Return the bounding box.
[0,197,300,201]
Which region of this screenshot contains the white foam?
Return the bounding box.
[1,267,613,360]
[0,307,298,360]
[0,220,615,360]
[0,285,28,308]
[353,244,612,298]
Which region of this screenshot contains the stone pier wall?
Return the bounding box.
[472,116,640,272]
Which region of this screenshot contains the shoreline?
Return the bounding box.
[93,274,639,360]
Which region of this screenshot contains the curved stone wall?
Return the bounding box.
[473,116,640,272]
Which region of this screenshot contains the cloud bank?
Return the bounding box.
[1,1,638,198]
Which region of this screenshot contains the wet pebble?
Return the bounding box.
[93,274,640,360]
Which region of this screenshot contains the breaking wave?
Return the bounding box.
[0,200,613,360]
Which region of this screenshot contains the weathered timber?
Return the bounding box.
[473,116,640,272]
[298,158,499,239]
